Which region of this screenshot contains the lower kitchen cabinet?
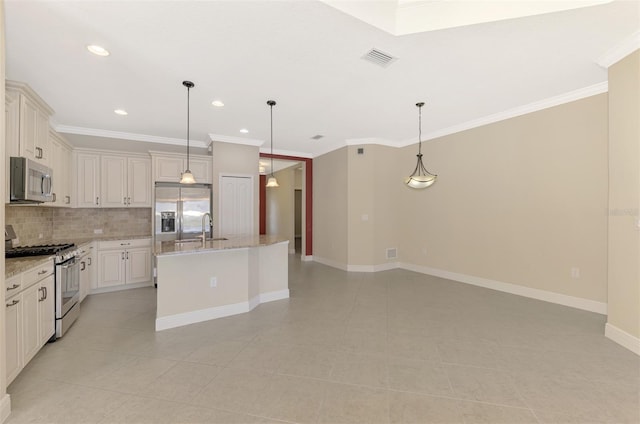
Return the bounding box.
[78,243,95,301]
[96,238,152,290]
[4,261,55,385]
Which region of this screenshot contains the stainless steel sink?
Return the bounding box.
[174,237,228,244]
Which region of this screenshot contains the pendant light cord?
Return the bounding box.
[270,102,274,177]
[186,84,190,171]
[417,102,423,156]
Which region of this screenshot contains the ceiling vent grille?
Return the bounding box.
[311,134,324,140]
[362,48,397,68]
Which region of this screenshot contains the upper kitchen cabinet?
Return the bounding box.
[74,150,151,208]
[48,129,73,207]
[101,155,151,208]
[151,152,211,184]
[5,81,54,166]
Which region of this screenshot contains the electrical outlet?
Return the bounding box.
[210,277,217,288]
[571,267,580,279]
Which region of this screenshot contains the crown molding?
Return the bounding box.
[259,147,314,159]
[208,133,265,147]
[55,125,209,148]
[597,30,640,68]
[398,81,609,147]
[346,137,399,147]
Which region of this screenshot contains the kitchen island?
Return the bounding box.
[154,235,289,331]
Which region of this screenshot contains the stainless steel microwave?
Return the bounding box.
[10,157,53,203]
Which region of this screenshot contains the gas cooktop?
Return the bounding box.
[5,243,76,258]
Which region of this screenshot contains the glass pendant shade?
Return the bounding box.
[405,102,437,189]
[266,176,279,187]
[180,170,196,185]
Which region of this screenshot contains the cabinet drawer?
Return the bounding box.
[22,260,54,287]
[98,238,151,250]
[5,274,23,296]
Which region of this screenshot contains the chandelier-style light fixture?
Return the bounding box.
[266,100,279,188]
[180,80,196,184]
[405,102,437,189]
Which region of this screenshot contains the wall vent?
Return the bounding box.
[311,134,324,140]
[386,247,398,259]
[362,48,397,68]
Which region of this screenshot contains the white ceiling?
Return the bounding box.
[4,1,639,158]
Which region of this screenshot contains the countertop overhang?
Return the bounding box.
[154,235,289,256]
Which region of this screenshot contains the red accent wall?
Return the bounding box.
[260,154,312,256]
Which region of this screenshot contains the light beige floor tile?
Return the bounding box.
[142,361,222,403]
[318,383,390,424]
[388,391,464,424]
[96,396,184,424]
[436,338,500,369]
[459,401,538,423]
[88,355,177,394]
[330,352,389,388]
[337,327,388,356]
[276,345,336,379]
[259,374,327,423]
[387,357,452,396]
[192,366,273,415]
[184,339,248,366]
[227,340,290,372]
[387,332,441,362]
[445,364,526,407]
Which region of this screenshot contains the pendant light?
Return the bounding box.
[266,100,279,188]
[405,102,437,189]
[180,80,196,184]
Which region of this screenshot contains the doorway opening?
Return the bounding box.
[259,153,313,259]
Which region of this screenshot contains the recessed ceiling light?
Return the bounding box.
[114,109,128,116]
[87,45,110,57]
[211,100,224,107]
[240,128,249,134]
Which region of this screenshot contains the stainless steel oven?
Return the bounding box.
[55,251,80,338]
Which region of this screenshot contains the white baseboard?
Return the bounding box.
[0,394,10,424]
[605,323,640,356]
[301,255,314,262]
[347,262,400,273]
[313,256,348,271]
[400,263,607,315]
[155,289,290,331]
[288,248,296,255]
[90,281,153,295]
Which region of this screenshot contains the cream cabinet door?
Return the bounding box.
[39,275,55,345]
[76,153,100,207]
[98,250,126,288]
[126,247,152,284]
[190,158,211,184]
[49,135,62,206]
[22,283,41,365]
[5,92,20,203]
[60,144,72,205]
[79,255,90,302]
[128,158,151,207]
[154,157,184,182]
[101,155,127,207]
[5,293,22,385]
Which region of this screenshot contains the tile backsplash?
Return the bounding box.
[6,206,152,245]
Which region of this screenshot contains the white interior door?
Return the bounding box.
[220,175,253,237]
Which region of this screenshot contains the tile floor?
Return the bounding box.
[5,258,640,423]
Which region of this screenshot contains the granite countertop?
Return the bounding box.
[5,234,152,278]
[155,235,289,257]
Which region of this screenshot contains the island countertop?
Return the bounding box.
[154,234,288,256]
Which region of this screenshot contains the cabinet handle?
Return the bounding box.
[52,193,57,202]
[120,243,130,246]
[127,197,131,205]
[88,257,92,266]
[96,197,99,205]
[7,284,20,291]
[81,261,86,271]
[38,287,45,302]
[126,252,129,260]
[43,286,47,299]
[35,147,43,159]
[65,195,71,204]
[121,252,125,260]
[38,269,48,275]
[6,299,19,307]
[124,197,127,205]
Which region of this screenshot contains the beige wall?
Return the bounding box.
[607,50,640,340]
[211,141,259,238]
[398,94,609,303]
[266,167,295,249]
[313,147,348,266]
[5,206,152,245]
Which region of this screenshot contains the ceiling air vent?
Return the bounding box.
[311,134,324,140]
[362,48,397,68]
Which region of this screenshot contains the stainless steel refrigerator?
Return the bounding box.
[154,182,212,242]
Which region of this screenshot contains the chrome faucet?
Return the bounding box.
[201,212,213,241]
